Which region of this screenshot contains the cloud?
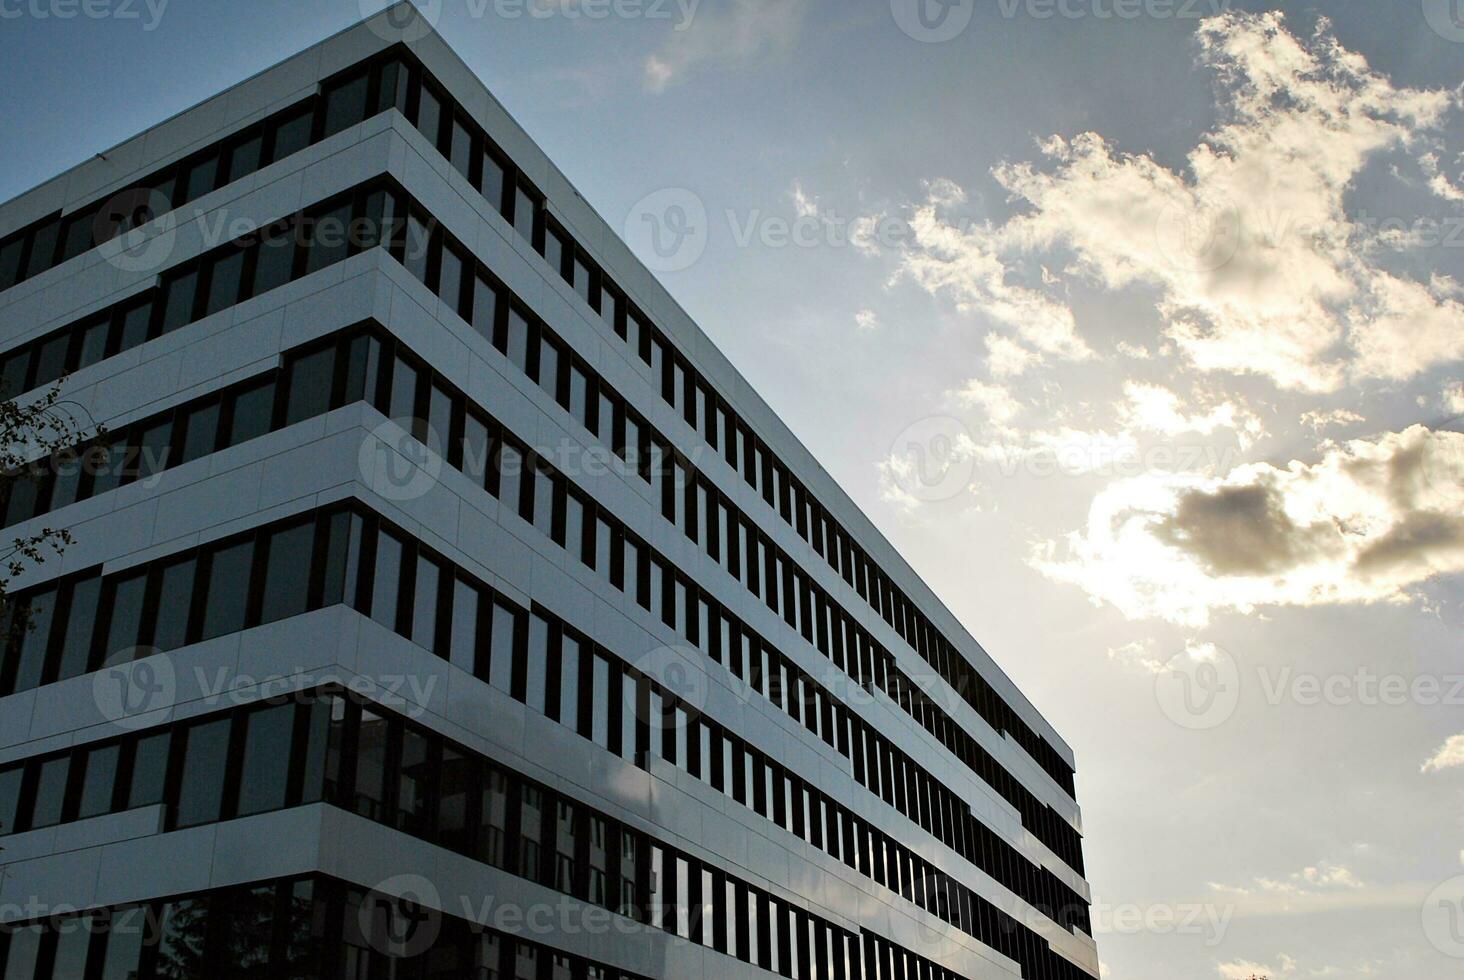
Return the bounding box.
[985,332,1041,377]
[1421,151,1464,203]
[892,184,1095,365]
[1422,733,1464,773]
[854,308,879,332]
[642,0,807,92]
[1442,379,1464,418]
[1120,381,1265,449]
[888,11,1461,392]
[1034,425,1464,626]
[1218,954,1297,979]
[1299,408,1365,433]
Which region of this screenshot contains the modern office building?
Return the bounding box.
[0,6,1097,978]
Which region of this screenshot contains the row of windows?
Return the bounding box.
[0,874,646,980]
[0,687,1085,980]
[0,503,357,699]
[0,47,462,303]
[0,175,392,402]
[318,691,1081,980]
[383,188,1085,875]
[0,484,1087,960]
[377,49,1077,798]
[0,309,1087,929]
[0,325,379,530]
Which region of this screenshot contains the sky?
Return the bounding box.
[3,1,1464,978]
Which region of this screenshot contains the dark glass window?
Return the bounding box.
[428,383,453,455]
[99,909,145,980]
[118,299,152,351]
[544,229,564,278]
[55,574,100,681]
[78,743,120,819]
[238,704,295,816]
[77,317,110,370]
[260,521,313,624]
[439,746,472,853]
[342,334,381,405]
[354,710,389,819]
[388,355,419,425]
[439,245,464,315]
[178,400,220,465]
[159,267,199,334]
[201,539,253,640]
[449,115,473,180]
[2,926,42,980]
[403,213,431,283]
[24,220,59,278]
[60,211,98,264]
[9,588,54,693]
[103,571,147,662]
[0,766,20,836]
[559,633,580,732]
[226,379,276,447]
[132,418,172,480]
[321,511,361,607]
[30,755,69,828]
[204,249,246,316]
[175,718,231,827]
[180,153,219,203]
[538,336,559,401]
[272,104,314,160]
[0,348,27,397]
[0,237,23,290]
[513,182,537,242]
[506,309,529,373]
[471,273,497,341]
[152,558,197,652]
[252,228,296,295]
[480,150,506,213]
[370,530,403,631]
[482,766,509,867]
[284,346,335,425]
[128,732,170,808]
[417,85,443,150]
[323,71,370,137]
[226,132,264,183]
[450,576,480,671]
[305,202,353,274]
[32,331,69,388]
[397,726,429,834]
[412,552,441,652]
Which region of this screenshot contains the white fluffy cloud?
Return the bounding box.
[1034,425,1464,626]
[889,12,1461,392]
[1422,734,1464,773]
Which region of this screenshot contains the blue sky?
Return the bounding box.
[4,1,1464,978]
